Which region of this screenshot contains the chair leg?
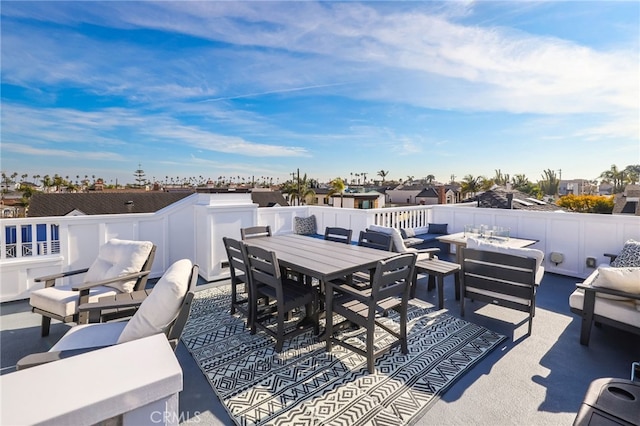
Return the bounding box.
[366,321,375,374]
[325,291,334,352]
[400,304,408,354]
[41,315,51,337]
[275,306,285,352]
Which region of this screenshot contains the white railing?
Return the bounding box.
[1,193,639,302]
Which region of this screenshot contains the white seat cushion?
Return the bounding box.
[50,322,128,352]
[569,289,639,326]
[117,259,192,344]
[83,239,154,293]
[591,266,640,300]
[29,285,118,317]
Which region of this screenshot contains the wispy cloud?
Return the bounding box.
[2,142,125,161]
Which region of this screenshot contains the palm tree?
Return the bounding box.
[377,170,389,185]
[406,175,414,185]
[328,177,346,207]
[493,169,510,186]
[540,169,560,196]
[460,175,481,199]
[511,174,530,191]
[425,174,435,185]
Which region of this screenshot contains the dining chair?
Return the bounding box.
[325,252,416,373]
[223,237,253,327]
[241,226,272,240]
[245,244,319,352]
[358,230,393,251]
[324,227,353,244]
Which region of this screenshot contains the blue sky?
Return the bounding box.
[1,1,638,187]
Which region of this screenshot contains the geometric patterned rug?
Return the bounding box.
[181,285,506,426]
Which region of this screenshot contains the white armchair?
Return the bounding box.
[29,239,156,336]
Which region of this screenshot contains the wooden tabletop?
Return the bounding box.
[243,234,395,282]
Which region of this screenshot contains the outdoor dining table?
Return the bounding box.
[242,234,397,329]
[436,231,539,264]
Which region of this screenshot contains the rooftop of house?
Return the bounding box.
[613,184,640,216]
[2,264,638,425]
[27,189,290,216]
[475,188,568,212]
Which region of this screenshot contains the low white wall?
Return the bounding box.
[0,334,182,425]
[2,195,638,301]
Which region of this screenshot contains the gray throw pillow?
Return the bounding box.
[401,228,416,238]
[294,215,317,235]
[428,223,448,234]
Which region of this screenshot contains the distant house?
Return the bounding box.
[28,188,289,216]
[28,192,193,216]
[475,188,567,212]
[612,185,640,216]
[330,191,384,209]
[386,184,460,205]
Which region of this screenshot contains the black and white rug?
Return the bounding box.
[182,285,506,426]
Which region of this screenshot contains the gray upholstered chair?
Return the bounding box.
[29,239,156,336]
[569,241,640,346]
[18,260,199,370]
[325,253,417,373]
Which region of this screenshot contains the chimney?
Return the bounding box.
[438,186,446,204]
[506,193,513,209]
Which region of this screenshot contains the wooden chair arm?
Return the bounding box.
[77,290,151,314]
[576,282,640,301]
[71,270,151,292]
[35,268,90,288]
[328,281,372,301]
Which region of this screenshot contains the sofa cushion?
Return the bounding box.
[400,228,416,238]
[403,237,424,247]
[29,285,118,317]
[569,289,638,326]
[591,266,640,300]
[611,239,640,267]
[117,259,192,344]
[84,239,154,293]
[50,322,127,351]
[294,215,317,235]
[428,223,448,235]
[466,237,544,272]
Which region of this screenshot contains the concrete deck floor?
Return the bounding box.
[2,262,639,425]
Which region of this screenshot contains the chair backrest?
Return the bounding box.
[133,244,157,291]
[241,226,272,240]
[223,237,248,283]
[324,227,353,244]
[358,230,393,251]
[245,245,283,297]
[367,225,408,253]
[370,253,416,302]
[165,263,199,350]
[461,247,536,309]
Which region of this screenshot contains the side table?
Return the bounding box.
[412,258,461,309]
